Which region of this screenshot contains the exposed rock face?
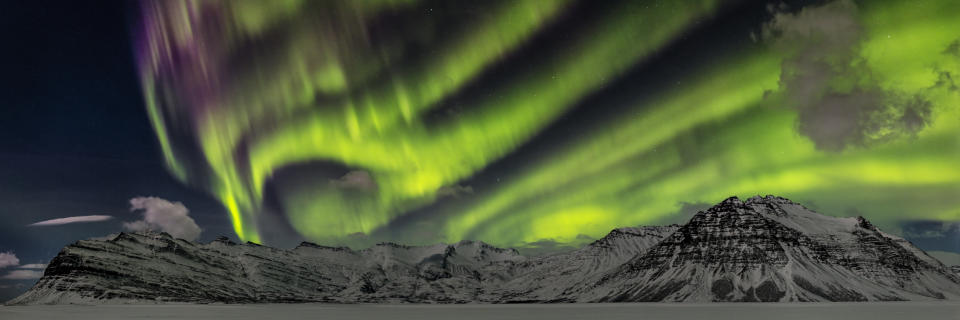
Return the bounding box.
[495,225,680,302]
[580,196,960,302]
[10,234,526,304]
[9,196,960,304]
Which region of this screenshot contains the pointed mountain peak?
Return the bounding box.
[698,195,805,220]
[720,196,744,205]
[856,216,876,230]
[692,196,750,218]
[745,194,798,205]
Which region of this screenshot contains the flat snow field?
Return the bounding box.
[1,302,958,320]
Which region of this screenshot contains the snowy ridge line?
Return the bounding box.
[8,195,960,304]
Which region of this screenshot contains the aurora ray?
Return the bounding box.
[137,0,960,249]
[443,0,960,247]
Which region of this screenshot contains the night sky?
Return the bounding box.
[0,0,233,301]
[2,0,959,301]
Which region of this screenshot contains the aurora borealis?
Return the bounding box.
[135,0,960,249]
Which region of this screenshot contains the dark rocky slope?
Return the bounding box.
[9,196,960,304]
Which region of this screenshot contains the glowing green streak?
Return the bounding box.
[245,0,575,192]
[249,0,722,240]
[185,0,576,241]
[142,0,429,242]
[446,51,782,242]
[466,105,959,247]
[447,0,960,247]
[142,0,958,245]
[141,80,186,182]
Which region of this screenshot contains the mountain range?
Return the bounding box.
[9,195,960,304]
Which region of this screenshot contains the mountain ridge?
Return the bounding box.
[9,195,960,305]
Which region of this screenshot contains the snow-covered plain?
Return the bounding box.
[1,302,958,320]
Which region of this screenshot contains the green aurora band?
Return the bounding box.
[138,0,960,248]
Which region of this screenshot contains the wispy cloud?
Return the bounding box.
[17,264,46,269]
[28,215,113,227]
[0,252,18,269]
[1,269,43,280]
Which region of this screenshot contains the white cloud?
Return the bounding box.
[763,0,934,151]
[1,269,43,280]
[0,252,19,269]
[17,264,46,269]
[28,215,113,226]
[123,197,202,241]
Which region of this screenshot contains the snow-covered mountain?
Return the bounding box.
[576,196,960,302]
[9,196,960,304]
[495,225,679,302]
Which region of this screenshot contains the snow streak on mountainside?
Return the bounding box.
[9,196,960,304]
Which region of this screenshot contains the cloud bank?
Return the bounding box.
[28,215,113,226]
[123,197,202,241]
[0,252,19,269]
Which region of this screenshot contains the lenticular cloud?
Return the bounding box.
[28,215,113,227]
